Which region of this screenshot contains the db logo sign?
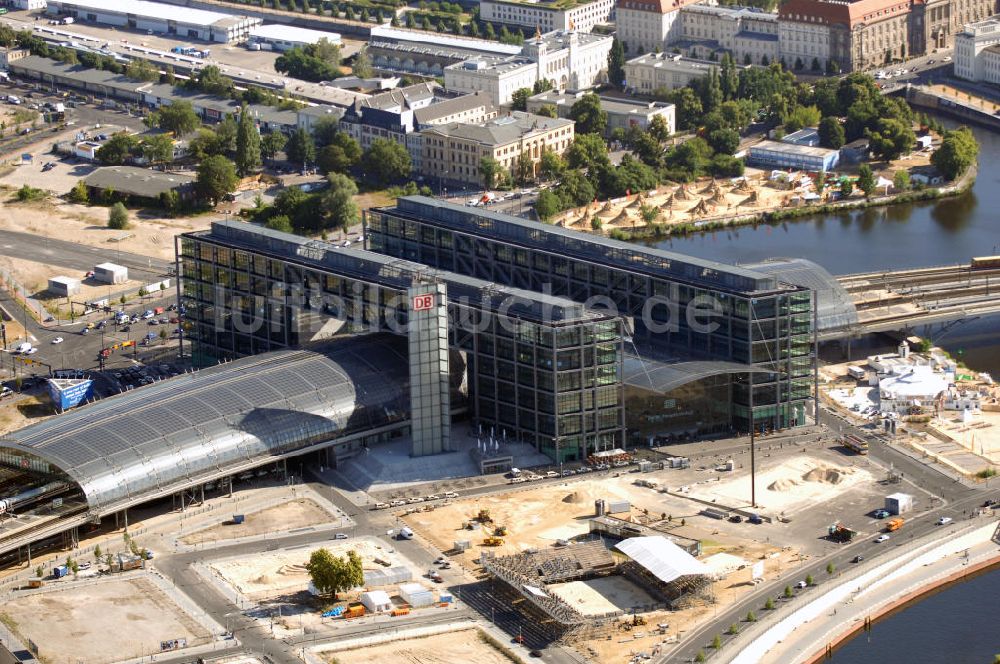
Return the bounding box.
[411,294,436,311]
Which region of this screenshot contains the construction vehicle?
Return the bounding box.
[476,509,492,524]
[886,517,904,532]
[494,525,508,536]
[631,614,647,626]
[483,536,504,546]
[828,522,858,543]
[343,603,366,619]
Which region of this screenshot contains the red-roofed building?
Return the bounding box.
[617,0,705,55]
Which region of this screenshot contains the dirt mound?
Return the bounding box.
[254,574,273,585]
[802,468,846,485]
[562,492,584,504]
[767,478,800,492]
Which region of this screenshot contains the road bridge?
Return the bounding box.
[822,261,1000,341]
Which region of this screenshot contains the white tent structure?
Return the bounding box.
[399,582,435,607]
[360,590,392,613]
[615,536,711,602]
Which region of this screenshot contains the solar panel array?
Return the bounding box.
[0,335,410,512]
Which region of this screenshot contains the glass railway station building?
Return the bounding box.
[0,196,856,558]
[177,196,833,462]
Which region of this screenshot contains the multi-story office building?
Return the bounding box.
[623,52,721,94]
[180,198,827,460]
[678,4,780,65]
[179,220,625,462]
[444,30,614,105]
[366,197,818,433]
[526,90,675,137]
[955,15,1000,81]
[419,111,574,188]
[480,0,616,33]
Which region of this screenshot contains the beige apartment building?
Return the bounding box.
[420,112,575,188]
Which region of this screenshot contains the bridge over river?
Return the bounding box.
[824,261,1000,340]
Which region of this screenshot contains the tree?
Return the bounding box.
[784,104,821,133]
[286,127,316,167]
[142,133,175,167]
[306,548,363,598]
[712,635,722,650]
[565,133,610,172]
[811,57,821,72]
[746,610,757,622]
[216,115,238,154]
[126,57,159,82]
[93,544,102,562]
[96,132,139,165]
[728,623,740,635]
[365,138,411,184]
[695,651,706,663]
[261,130,287,162]
[533,78,554,94]
[320,173,359,232]
[708,128,739,155]
[535,189,562,221]
[840,177,854,197]
[765,597,775,610]
[857,163,876,198]
[536,104,557,118]
[235,106,262,177]
[191,65,234,96]
[311,115,342,147]
[480,156,500,189]
[108,202,129,230]
[539,149,565,180]
[318,132,362,174]
[187,128,224,161]
[511,87,531,111]
[554,170,595,207]
[266,214,293,233]
[818,116,845,149]
[826,562,836,575]
[69,180,89,204]
[352,47,373,78]
[569,93,608,136]
[608,37,625,88]
[664,87,703,131]
[806,574,815,586]
[155,99,201,136]
[784,585,794,598]
[893,170,910,191]
[197,155,238,205]
[931,126,978,180]
[867,118,915,160]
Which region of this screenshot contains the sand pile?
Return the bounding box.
[803,468,848,485]
[767,478,800,492]
[562,492,583,504]
[254,574,273,585]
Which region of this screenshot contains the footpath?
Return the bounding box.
[725,518,1000,664]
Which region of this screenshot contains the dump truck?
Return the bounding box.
[483,536,504,546]
[476,509,492,524]
[828,522,858,543]
[886,517,904,532]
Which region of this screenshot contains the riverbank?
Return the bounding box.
[724,518,1000,664]
[604,161,977,243]
[803,554,1000,664]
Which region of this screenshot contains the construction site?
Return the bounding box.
[397,444,886,662]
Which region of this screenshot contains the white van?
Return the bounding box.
[373,502,389,510]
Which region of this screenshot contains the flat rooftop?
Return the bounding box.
[47,0,247,27]
[370,25,522,57]
[625,52,722,73]
[249,24,342,44]
[750,140,839,158]
[389,196,787,294]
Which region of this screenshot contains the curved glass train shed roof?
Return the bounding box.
[0,334,411,514]
[741,258,858,332]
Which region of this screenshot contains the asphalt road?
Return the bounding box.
[0,229,170,283]
[661,408,996,664]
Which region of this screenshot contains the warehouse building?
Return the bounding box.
[47,276,81,298]
[247,24,342,52]
[44,0,262,43]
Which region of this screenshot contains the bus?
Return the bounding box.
[842,434,869,455]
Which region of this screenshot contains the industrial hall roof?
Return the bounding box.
[0,335,411,514]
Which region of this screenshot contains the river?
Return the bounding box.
[653,122,1000,375]
[651,120,1000,656]
[830,564,1000,663]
